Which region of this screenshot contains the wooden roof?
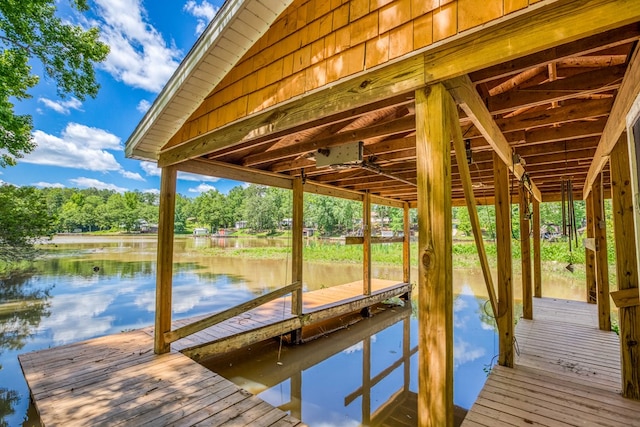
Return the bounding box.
[126,0,640,205]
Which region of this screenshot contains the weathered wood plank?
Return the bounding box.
[463,298,640,427]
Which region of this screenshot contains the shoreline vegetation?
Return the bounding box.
[27,232,611,283]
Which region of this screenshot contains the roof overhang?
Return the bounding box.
[124,0,292,161]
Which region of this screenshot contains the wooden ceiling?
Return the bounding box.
[197,24,640,204]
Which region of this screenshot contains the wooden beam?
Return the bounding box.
[403,202,410,285]
[486,64,625,115]
[585,192,598,303]
[155,165,177,354]
[178,158,293,189]
[415,84,453,426]
[448,94,498,317]
[611,288,640,308]
[584,46,640,197]
[470,23,640,84]
[243,115,415,167]
[345,236,405,245]
[494,152,514,368]
[445,75,542,202]
[532,198,542,298]
[592,173,611,331]
[363,192,372,296]
[302,181,363,202]
[519,181,533,319]
[292,177,303,317]
[610,134,640,399]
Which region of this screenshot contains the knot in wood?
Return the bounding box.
[360,79,370,89]
[422,251,434,269]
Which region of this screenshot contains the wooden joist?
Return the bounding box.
[584,45,640,197]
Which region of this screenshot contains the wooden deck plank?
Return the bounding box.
[462,297,640,426]
[20,280,408,426]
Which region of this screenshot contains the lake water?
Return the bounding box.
[0,235,588,426]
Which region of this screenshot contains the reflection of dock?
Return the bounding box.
[463,298,640,426]
[19,279,408,426]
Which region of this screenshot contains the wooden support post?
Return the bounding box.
[292,177,303,316]
[610,135,640,399]
[532,199,542,298]
[415,84,453,427]
[494,152,514,368]
[362,336,372,425]
[519,182,533,320]
[155,165,177,354]
[447,96,498,317]
[363,192,372,296]
[403,316,410,396]
[585,192,597,304]
[291,371,302,420]
[593,173,611,331]
[403,202,411,286]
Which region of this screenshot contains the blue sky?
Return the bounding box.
[2,0,245,196]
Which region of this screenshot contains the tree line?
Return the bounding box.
[1,181,594,264]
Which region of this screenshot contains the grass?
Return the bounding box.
[197,237,592,278]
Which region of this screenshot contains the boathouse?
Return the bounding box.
[19,0,640,425]
[125,0,640,424]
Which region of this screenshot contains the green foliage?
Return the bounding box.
[0,0,109,166]
[0,185,56,261]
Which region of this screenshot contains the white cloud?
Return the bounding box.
[137,99,151,113]
[33,182,66,188]
[94,0,182,92]
[26,124,122,172]
[144,188,160,195]
[188,183,216,193]
[69,177,128,193]
[38,97,83,114]
[184,0,219,35]
[140,161,161,176]
[120,170,145,181]
[454,339,486,368]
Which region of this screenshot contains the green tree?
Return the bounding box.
[0,185,56,261]
[0,0,109,166]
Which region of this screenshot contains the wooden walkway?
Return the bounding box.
[463,298,640,426]
[167,279,410,360]
[20,280,408,426]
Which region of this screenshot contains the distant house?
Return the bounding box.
[193,228,209,236]
[235,221,247,229]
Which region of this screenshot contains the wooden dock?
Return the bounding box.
[462,298,640,426]
[20,279,408,426]
[168,279,410,360]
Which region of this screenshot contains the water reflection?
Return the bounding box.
[0,235,588,426]
[0,271,52,426]
[205,290,496,426]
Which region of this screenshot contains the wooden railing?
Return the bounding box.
[163,281,302,344]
